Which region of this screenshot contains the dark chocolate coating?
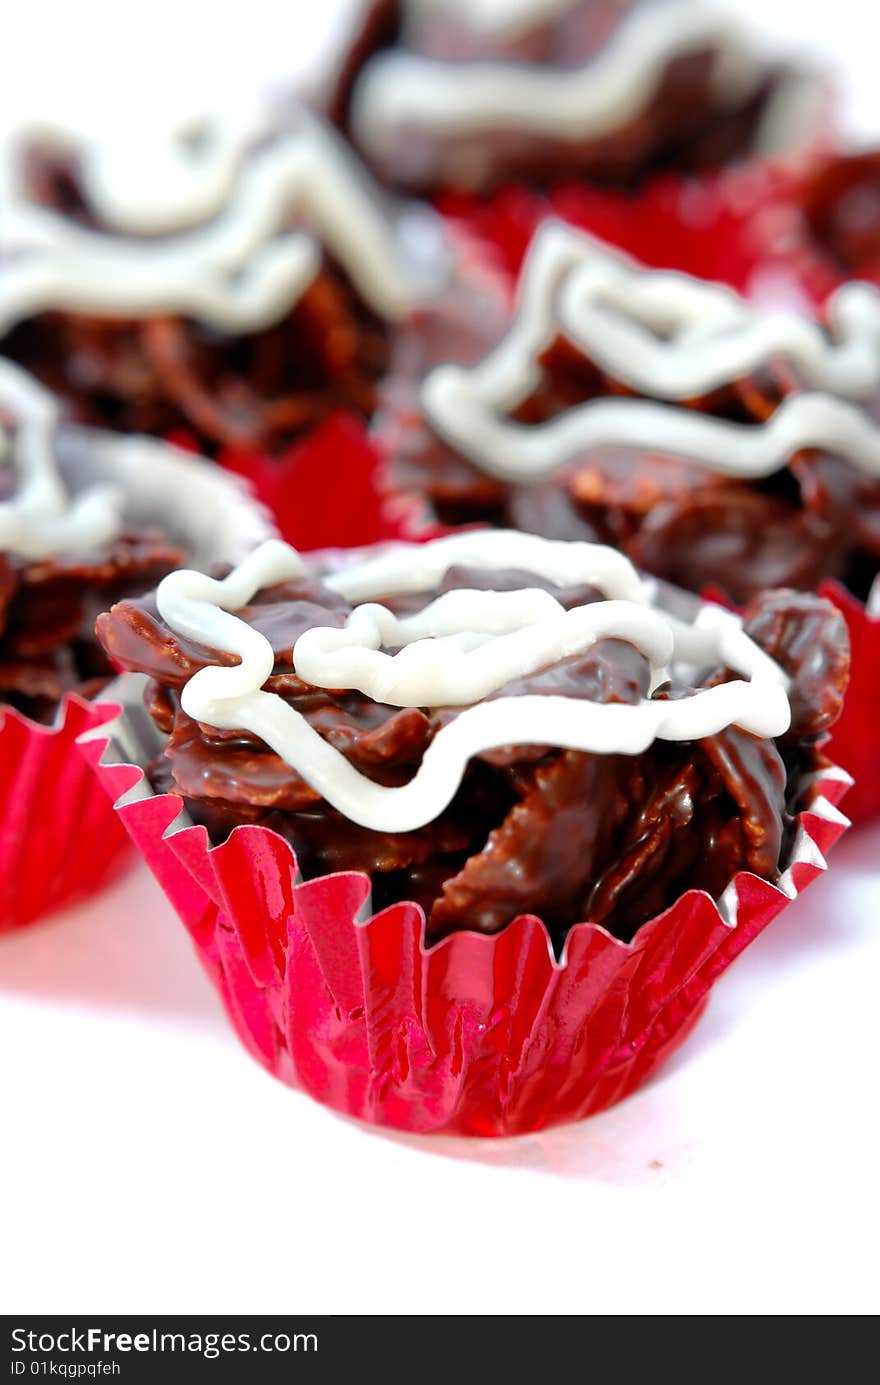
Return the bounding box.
[801,151,880,278]
[3,265,390,457]
[4,146,391,455]
[329,0,793,194]
[0,530,183,722]
[384,322,880,607]
[97,558,849,948]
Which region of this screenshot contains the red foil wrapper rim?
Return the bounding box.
[0,694,131,931]
[79,671,851,1136]
[437,154,836,303]
[214,411,446,552]
[818,579,880,825]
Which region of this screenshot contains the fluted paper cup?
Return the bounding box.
[81,667,850,1136]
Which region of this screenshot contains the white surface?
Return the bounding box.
[0,825,878,1316]
[1,1,879,139]
[1,1,879,1318]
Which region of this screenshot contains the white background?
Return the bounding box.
[1,1,879,1316]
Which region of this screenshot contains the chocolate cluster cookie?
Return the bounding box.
[0,358,277,722]
[0,109,450,455]
[329,0,819,194]
[0,530,182,723]
[97,531,848,950]
[382,222,880,605]
[0,360,184,720]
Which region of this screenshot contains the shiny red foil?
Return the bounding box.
[820,582,880,824]
[82,733,849,1135]
[0,696,131,932]
[216,413,437,552]
[163,414,433,553]
[438,163,810,296]
[433,150,867,315]
[713,157,880,310]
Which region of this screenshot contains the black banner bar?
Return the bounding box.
[4,1319,330,1382]
[2,1317,555,1380]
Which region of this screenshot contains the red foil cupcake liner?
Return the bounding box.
[217,412,440,552]
[0,695,130,932]
[721,157,880,312]
[81,676,850,1136]
[819,581,880,825]
[438,161,826,303]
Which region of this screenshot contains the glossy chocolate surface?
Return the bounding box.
[331,0,790,192]
[1,529,182,721]
[386,325,880,606]
[98,559,848,946]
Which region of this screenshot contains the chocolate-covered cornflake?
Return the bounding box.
[799,151,880,280]
[325,0,403,134]
[328,0,810,194]
[97,562,849,949]
[3,264,391,457]
[385,283,880,606]
[3,114,452,456]
[1,531,182,722]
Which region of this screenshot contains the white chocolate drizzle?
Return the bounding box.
[352,1,760,158]
[421,222,880,482]
[322,528,645,602]
[0,109,448,336]
[156,532,790,833]
[404,0,581,39]
[0,358,123,559]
